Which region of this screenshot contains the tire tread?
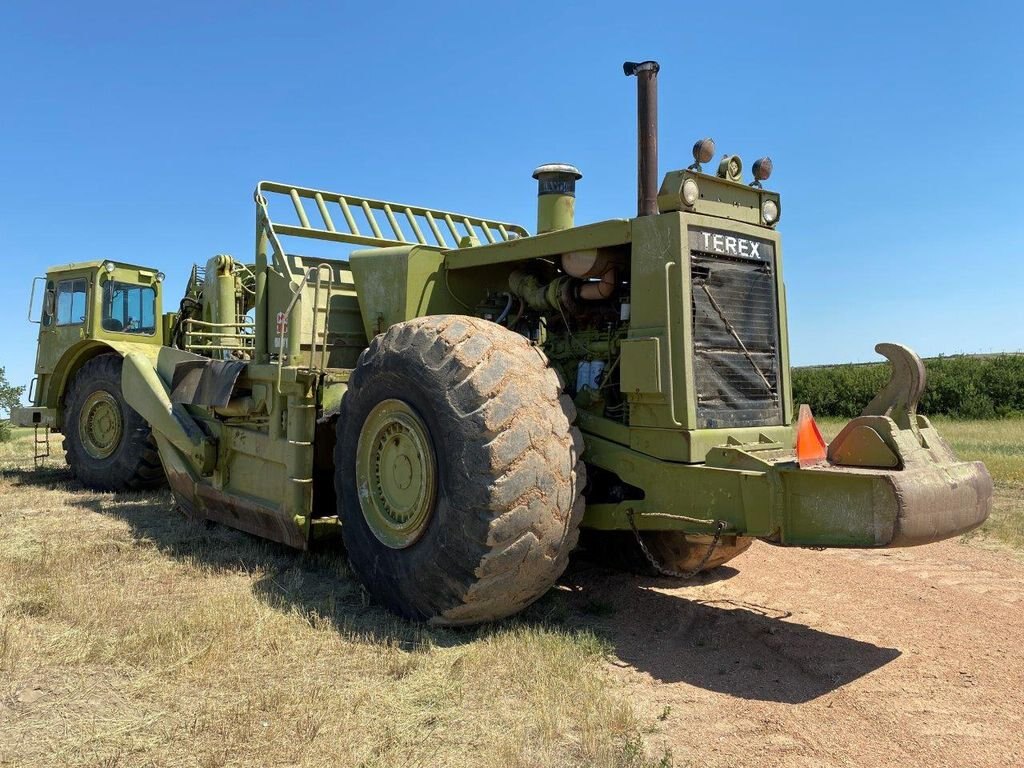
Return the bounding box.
[336,315,584,625]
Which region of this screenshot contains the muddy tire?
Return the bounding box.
[335,315,585,625]
[580,530,752,576]
[63,355,165,491]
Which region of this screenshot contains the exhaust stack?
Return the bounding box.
[623,60,660,217]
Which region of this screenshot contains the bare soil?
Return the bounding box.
[566,538,1024,768]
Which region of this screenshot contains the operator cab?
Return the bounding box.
[14,260,166,429]
[34,260,166,343]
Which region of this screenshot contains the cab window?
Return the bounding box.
[55,278,88,326]
[102,281,157,335]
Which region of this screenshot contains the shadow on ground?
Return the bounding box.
[560,558,901,703]
[4,465,900,703]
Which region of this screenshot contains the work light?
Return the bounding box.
[751,157,773,187]
[682,178,700,205]
[692,138,715,165]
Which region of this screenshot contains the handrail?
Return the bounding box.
[275,264,334,390]
[183,319,256,330]
[255,180,529,255]
[181,318,255,355]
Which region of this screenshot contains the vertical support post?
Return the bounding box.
[623,60,660,217]
[287,291,302,364]
[255,227,269,363]
[285,390,316,535]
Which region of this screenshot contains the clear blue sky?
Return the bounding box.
[2,1,1022,397]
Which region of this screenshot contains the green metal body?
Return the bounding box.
[15,168,991,552]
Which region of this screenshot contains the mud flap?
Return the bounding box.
[170,359,247,407]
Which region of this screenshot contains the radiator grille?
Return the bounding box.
[689,229,783,429]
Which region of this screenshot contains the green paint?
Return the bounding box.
[78,389,122,459]
[355,399,437,549]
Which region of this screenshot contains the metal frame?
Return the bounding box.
[181,318,256,354]
[27,276,45,323]
[255,180,529,252]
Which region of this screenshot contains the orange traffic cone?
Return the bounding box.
[796,404,827,468]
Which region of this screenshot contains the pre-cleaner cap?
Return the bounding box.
[532,163,583,196]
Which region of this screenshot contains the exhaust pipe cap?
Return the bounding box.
[623,60,660,76]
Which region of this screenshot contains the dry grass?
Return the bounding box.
[1,416,1019,766]
[0,428,36,469]
[819,417,1024,551]
[0,433,666,768]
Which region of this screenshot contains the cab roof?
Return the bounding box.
[44,260,159,275]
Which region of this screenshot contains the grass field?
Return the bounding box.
[1,419,1020,767]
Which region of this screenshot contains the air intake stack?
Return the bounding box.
[531,163,582,234]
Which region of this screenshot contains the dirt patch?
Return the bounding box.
[565,540,1024,767]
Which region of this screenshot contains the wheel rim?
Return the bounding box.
[79,390,123,460]
[355,399,437,549]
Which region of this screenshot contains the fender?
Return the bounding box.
[39,339,160,427]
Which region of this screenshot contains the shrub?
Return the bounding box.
[792,354,1024,419]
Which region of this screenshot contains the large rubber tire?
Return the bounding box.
[336,315,585,625]
[63,355,165,491]
[579,530,753,576]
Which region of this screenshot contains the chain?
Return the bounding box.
[626,508,727,579]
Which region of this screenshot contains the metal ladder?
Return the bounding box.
[33,425,50,469]
[275,263,336,390]
[308,264,335,372]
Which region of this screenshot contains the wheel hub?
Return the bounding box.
[356,399,437,549]
[80,390,123,460]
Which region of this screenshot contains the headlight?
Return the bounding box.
[156,272,165,283]
[103,261,116,274]
[761,199,780,225]
[682,178,700,206]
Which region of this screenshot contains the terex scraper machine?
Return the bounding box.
[14,62,991,624]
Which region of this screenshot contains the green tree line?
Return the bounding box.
[792,354,1024,419]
